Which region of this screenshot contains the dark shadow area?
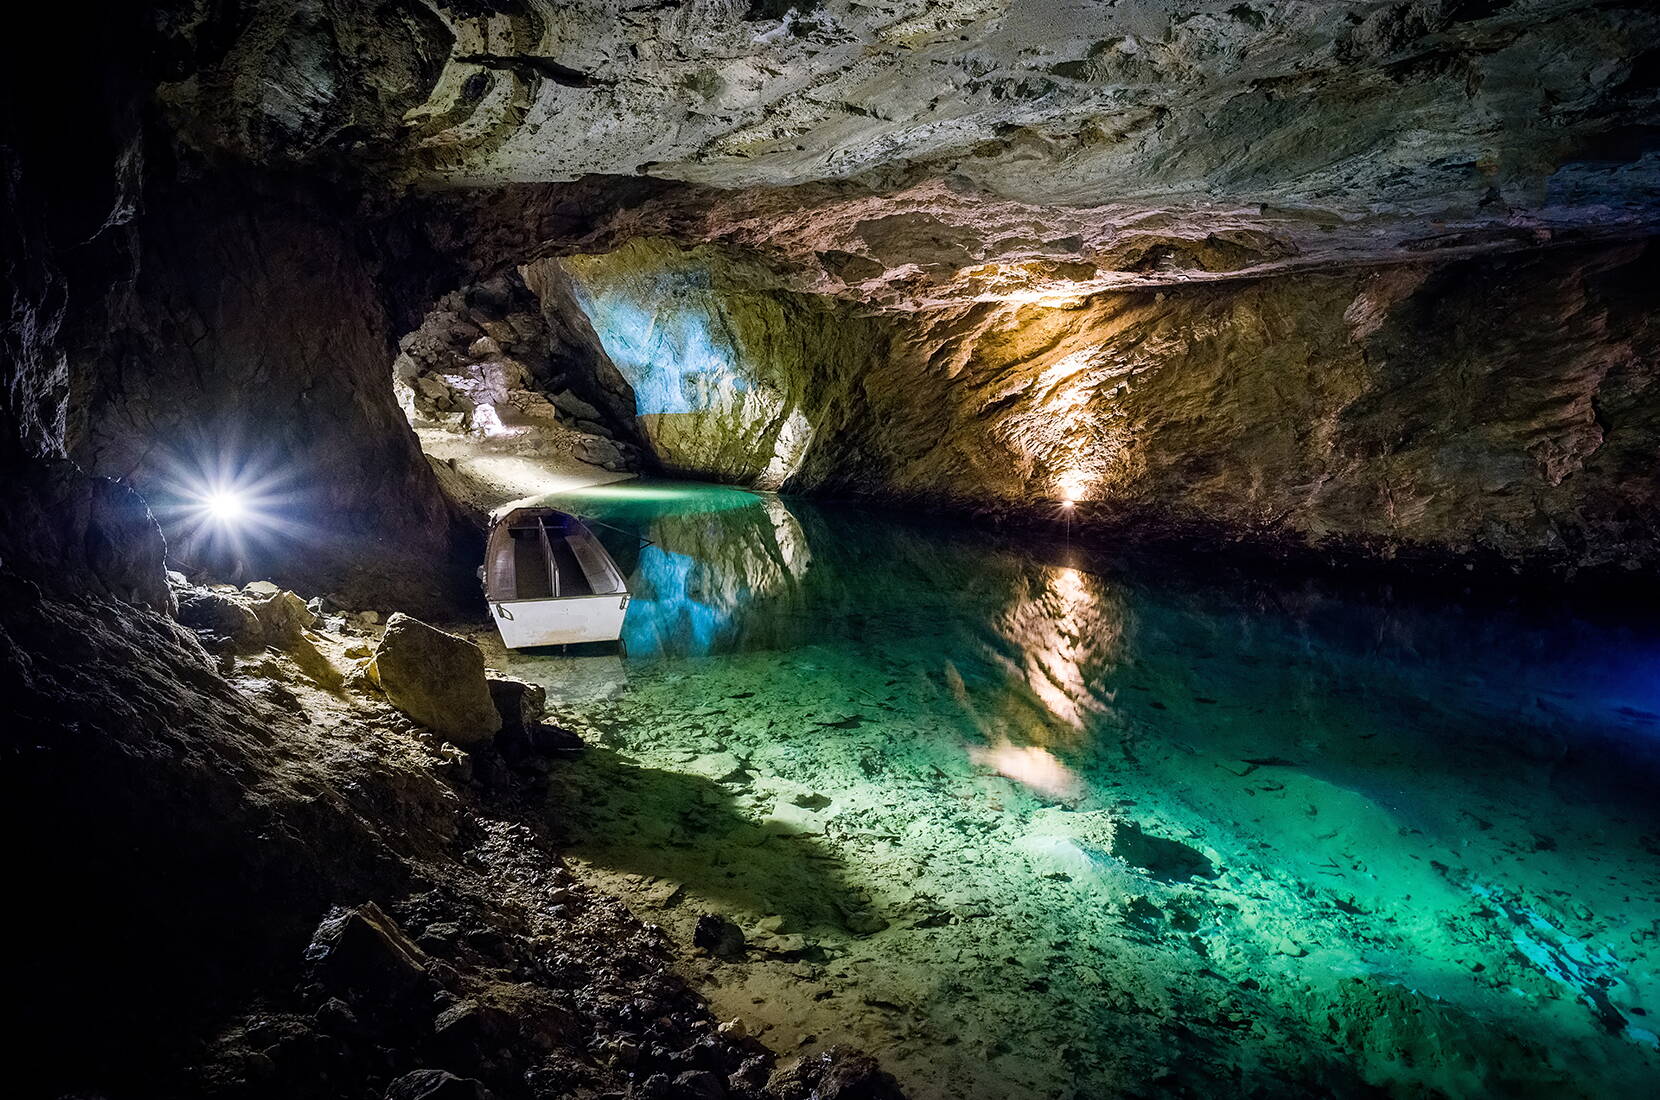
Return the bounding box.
[543,747,868,934]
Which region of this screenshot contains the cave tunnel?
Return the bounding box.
[3,3,1660,1099]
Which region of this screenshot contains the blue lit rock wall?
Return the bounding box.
[556,239,894,489]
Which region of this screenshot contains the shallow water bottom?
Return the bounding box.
[479,480,1660,1098]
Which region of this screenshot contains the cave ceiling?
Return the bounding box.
[156,0,1660,306]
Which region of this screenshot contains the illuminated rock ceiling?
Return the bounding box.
[158,0,1660,306]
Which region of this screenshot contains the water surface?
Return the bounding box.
[495,480,1660,1098]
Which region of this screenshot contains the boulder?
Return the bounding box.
[249,590,318,645]
[693,914,746,960]
[368,614,501,742]
[225,589,340,688]
[486,675,546,735]
[177,589,261,647]
[1105,819,1216,882]
[574,434,625,470]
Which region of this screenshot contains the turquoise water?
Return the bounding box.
[493,480,1660,1099]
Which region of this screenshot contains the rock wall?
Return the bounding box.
[58,168,477,610]
[545,237,1658,579]
[393,270,646,474]
[556,239,895,488]
[851,241,1660,576]
[7,0,1659,597]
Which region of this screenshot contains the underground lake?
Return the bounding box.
[9,3,1660,1096]
[478,480,1660,1100]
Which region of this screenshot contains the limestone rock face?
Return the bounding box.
[175,1,1660,303]
[536,237,1659,576]
[803,240,1660,575]
[60,170,475,612]
[558,239,890,487]
[369,614,501,743]
[7,0,1660,603]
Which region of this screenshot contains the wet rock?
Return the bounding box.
[757,933,811,959]
[769,1045,906,1100]
[843,911,889,936]
[693,915,747,960]
[764,801,826,836]
[368,614,501,743]
[385,1068,495,1100]
[1274,936,1307,958]
[686,751,748,784]
[526,722,585,756]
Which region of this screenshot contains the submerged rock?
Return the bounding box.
[368,614,501,743]
[693,914,747,960]
[1106,820,1217,883]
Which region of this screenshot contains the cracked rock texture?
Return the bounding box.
[173,0,1660,303]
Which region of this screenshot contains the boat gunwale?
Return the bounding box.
[486,506,628,604]
[491,592,632,607]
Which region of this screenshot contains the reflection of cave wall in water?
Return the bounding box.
[558,239,893,489]
[617,490,813,657]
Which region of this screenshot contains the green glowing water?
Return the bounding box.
[490,480,1660,1099]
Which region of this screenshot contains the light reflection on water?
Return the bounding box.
[525,479,1660,1098]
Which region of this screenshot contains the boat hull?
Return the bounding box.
[492,593,630,648]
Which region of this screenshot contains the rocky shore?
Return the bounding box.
[4,561,902,1100]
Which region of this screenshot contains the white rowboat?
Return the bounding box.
[483,506,630,648]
